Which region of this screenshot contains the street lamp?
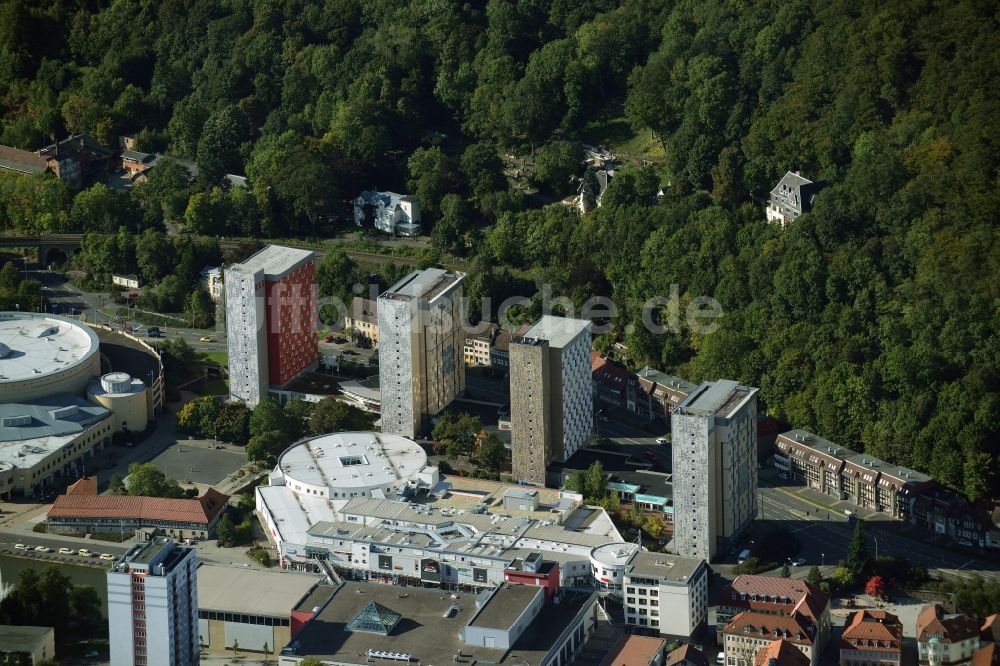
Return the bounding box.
[870,534,879,559]
[821,553,825,567]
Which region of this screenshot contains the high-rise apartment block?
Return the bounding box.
[510,315,592,485]
[671,379,758,561]
[108,537,199,666]
[225,245,317,407]
[378,268,465,438]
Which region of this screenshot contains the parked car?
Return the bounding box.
[656,437,668,445]
[199,336,216,343]
[78,548,93,557]
[35,545,51,553]
[737,548,752,564]
[59,547,75,555]
[99,553,114,560]
[146,327,161,338]
[14,543,27,550]
[717,653,725,665]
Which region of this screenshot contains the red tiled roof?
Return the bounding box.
[724,611,816,646]
[66,476,98,496]
[753,639,810,666]
[916,605,980,644]
[982,614,1000,642]
[666,644,708,666]
[721,575,829,624]
[591,352,631,391]
[599,635,667,666]
[971,644,1000,666]
[841,610,902,652]
[49,489,229,526]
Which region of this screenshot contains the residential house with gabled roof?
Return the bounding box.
[753,639,811,666]
[717,575,831,657]
[353,190,421,236]
[627,366,698,425]
[578,166,615,213]
[345,296,379,346]
[466,323,500,366]
[840,610,903,666]
[765,171,825,228]
[723,612,818,666]
[916,604,981,666]
[592,352,631,409]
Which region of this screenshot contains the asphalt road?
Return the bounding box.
[597,412,1000,583]
[757,481,1000,583]
[594,417,672,470]
[35,270,228,353]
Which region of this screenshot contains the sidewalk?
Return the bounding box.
[766,473,1000,567]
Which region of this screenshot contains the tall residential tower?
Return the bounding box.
[510,315,592,485]
[378,268,465,438]
[224,245,317,406]
[108,537,199,666]
[671,379,758,561]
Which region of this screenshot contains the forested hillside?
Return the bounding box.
[0,0,996,496]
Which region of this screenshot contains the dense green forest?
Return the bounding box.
[0,0,997,497]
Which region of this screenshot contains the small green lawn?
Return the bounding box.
[580,115,666,163]
[199,351,228,366]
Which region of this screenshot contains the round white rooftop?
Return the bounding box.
[590,542,639,568]
[0,313,100,388]
[278,432,429,494]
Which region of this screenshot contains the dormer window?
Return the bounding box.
[732,593,737,600]
[745,626,753,633]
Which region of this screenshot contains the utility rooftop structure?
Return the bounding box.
[378,268,465,438]
[672,379,758,561]
[273,431,438,499]
[0,312,101,402]
[510,315,592,485]
[225,244,317,407]
[280,581,599,666]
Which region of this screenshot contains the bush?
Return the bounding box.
[733,557,761,575]
[32,522,48,533]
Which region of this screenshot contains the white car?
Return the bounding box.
[59,547,75,555]
[717,653,725,664]
[99,553,115,560]
[656,437,668,445]
[34,545,51,553]
[78,548,93,557]
[14,543,27,550]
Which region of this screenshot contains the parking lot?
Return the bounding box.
[146,439,247,485]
